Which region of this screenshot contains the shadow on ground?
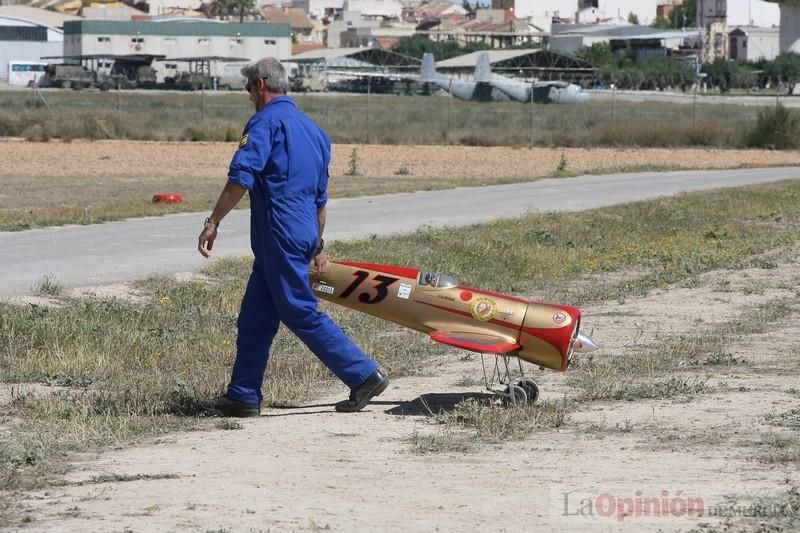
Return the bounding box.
[383,392,494,417]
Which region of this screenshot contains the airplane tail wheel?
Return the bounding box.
[518,380,540,403]
[503,384,528,407]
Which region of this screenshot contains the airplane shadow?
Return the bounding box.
[382,392,495,417]
[260,392,495,418]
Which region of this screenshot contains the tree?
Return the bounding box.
[575,42,615,68]
[651,0,696,29]
[764,53,800,94]
[230,0,255,23]
[211,0,232,19]
[392,35,491,61]
[651,17,671,29]
[627,12,639,25]
[702,57,738,93]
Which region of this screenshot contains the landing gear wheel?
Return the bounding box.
[518,379,540,403]
[503,384,528,406]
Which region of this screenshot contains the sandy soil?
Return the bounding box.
[7,253,799,532]
[3,139,800,183]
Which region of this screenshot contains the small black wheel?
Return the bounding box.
[518,379,540,403]
[503,384,528,406]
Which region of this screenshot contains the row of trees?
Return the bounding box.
[393,35,494,61]
[577,42,800,94]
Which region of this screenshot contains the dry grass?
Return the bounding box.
[3,179,800,510]
[5,138,800,230]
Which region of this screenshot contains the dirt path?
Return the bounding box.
[12,256,800,532]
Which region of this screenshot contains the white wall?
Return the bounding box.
[0,41,61,80]
[515,0,657,24]
[747,31,780,59]
[67,33,290,66]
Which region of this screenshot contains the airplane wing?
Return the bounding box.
[324,69,419,81]
[430,330,521,354]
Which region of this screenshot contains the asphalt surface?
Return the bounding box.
[3,166,800,298]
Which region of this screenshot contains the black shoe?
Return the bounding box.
[335,370,389,413]
[199,395,261,418]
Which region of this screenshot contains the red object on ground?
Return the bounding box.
[152,193,184,204]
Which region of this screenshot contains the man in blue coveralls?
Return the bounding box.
[197,57,389,417]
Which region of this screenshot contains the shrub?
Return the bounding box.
[746,103,800,149]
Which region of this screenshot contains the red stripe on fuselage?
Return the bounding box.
[336,261,419,280]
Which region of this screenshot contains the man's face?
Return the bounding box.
[246,77,261,110]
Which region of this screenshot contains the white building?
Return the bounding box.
[61,19,291,79]
[550,23,698,55]
[293,0,401,19]
[63,19,291,63]
[0,5,80,80]
[513,1,658,26]
[729,25,780,60]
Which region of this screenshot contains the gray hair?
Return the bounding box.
[241,57,289,93]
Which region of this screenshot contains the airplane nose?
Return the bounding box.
[573,332,598,352]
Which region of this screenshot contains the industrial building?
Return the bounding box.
[435,48,594,82]
[549,23,700,58]
[62,20,291,62]
[0,5,80,80]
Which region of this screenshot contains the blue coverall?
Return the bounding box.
[225,96,377,405]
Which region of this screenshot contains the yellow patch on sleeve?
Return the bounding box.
[238,134,248,148]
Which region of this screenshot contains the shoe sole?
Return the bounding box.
[335,377,389,413]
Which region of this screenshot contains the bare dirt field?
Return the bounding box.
[4,138,800,230]
[7,254,800,532]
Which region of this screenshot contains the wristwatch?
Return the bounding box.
[315,238,324,255]
[204,217,218,230]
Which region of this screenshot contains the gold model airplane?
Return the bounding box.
[311,260,597,404]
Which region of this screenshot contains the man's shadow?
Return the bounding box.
[264,392,493,417]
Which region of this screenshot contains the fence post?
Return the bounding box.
[201,80,206,120]
[693,81,698,126]
[447,78,453,142]
[366,76,371,144]
[611,83,616,124]
[529,82,534,148]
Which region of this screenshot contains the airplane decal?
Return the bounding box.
[339,270,399,304]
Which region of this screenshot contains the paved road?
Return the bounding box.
[587,89,800,108]
[3,167,800,298]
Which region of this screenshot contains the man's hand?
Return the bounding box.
[314,250,328,274]
[198,226,217,258]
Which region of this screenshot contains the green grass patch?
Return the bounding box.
[409,398,571,454]
[767,408,800,431]
[333,180,800,304]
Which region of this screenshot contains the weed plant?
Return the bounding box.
[747,104,800,149]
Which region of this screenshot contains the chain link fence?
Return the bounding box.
[1,83,795,149]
